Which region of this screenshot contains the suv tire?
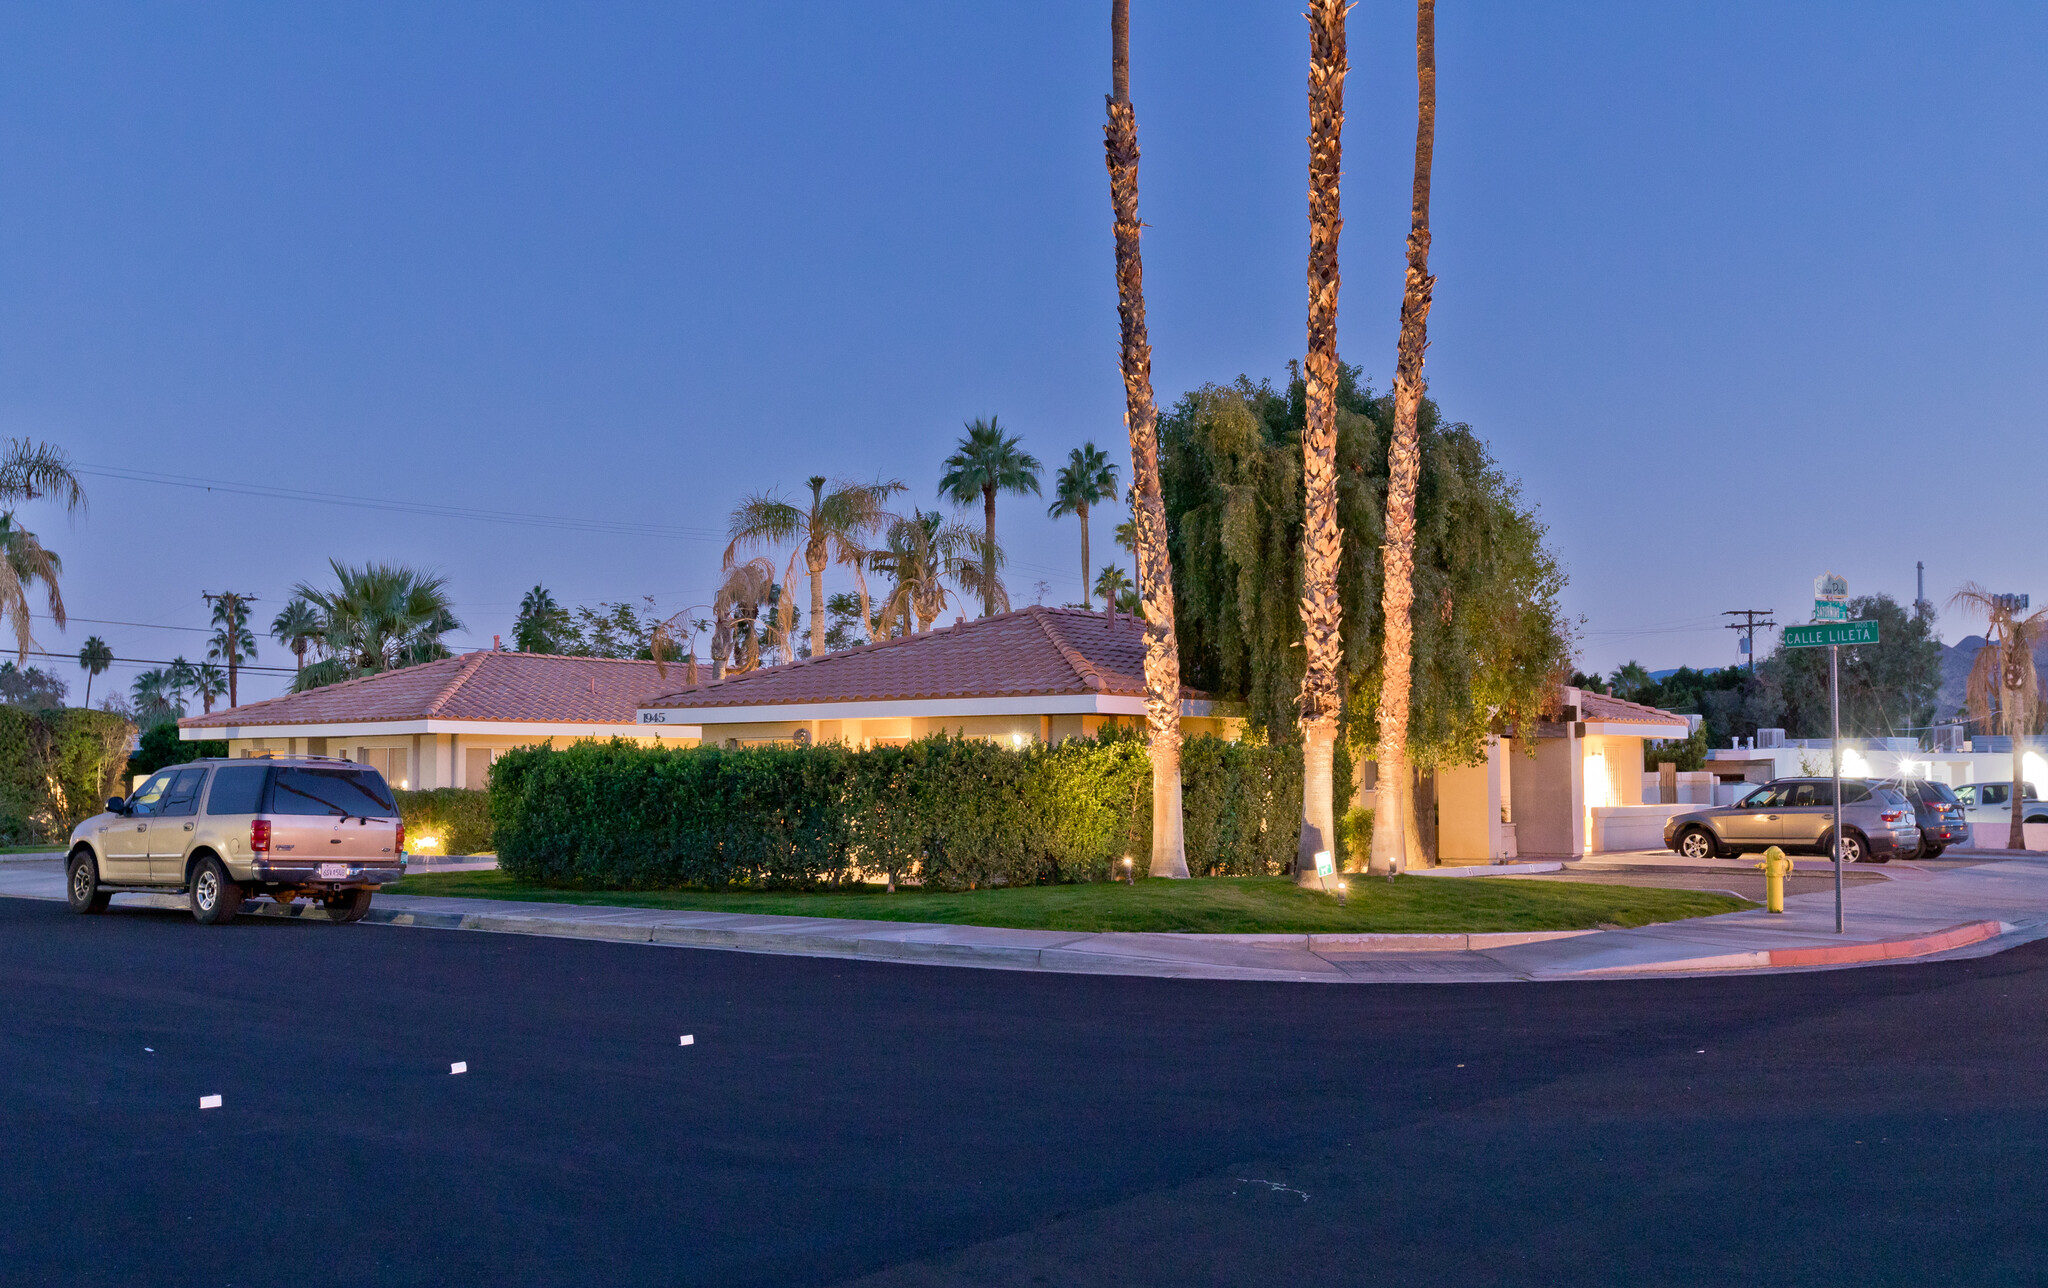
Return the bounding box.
[1675,827,1719,861]
[1823,830,1869,865]
[325,889,373,924]
[189,856,244,925]
[66,849,112,914]
[1919,842,1946,860]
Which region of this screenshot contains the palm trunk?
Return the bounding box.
[1079,501,1093,610]
[983,486,998,617]
[1298,0,1350,879]
[2013,727,2029,851]
[1370,0,1437,876]
[809,554,827,658]
[84,673,93,706]
[1106,0,1187,878]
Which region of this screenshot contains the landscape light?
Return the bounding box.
[1337,880,1348,907]
[1121,856,1134,885]
[414,836,441,850]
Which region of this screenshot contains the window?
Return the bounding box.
[1842,783,1871,804]
[267,768,398,817]
[126,771,175,817]
[1981,785,2009,806]
[1741,785,1789,809]
[159,768,209,817]
[206,765,270,816]
[1787,783,1833,808]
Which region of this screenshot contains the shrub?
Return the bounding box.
[488,730,1306,891]
[127,722,228,778]
[393,788,496,856]
[0,707,135,845]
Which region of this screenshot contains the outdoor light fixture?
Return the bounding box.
[1121,856,1134,885]
[414,836,441,850]
[1336,880,1348,907]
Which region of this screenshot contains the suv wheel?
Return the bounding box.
[1676,827,1718,861]
[189,856,244,925]
[66,850,112,914]
[1826,830,1868,865]
[324,889,373,924]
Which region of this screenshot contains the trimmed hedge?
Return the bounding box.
[0,707,136,845]
[393,788,496,856]
[490,731,1314,890]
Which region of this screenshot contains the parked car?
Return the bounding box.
[1881,777,1969,859]
[1662,777,1919,864]
[1952,781,2048,828]
[65,756,407,925]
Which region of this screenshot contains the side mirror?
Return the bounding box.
[106,796,128,814]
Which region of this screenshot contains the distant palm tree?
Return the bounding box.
[131,668,179,722]
[713,558,785,673]
[208,596,257,706]
[0,439,85,664]
[725,475,902,658]
[938,417,1041,618]
[1952,583,2047,850]
[270,598,325,673]
[1048,445,1120,610]
[290,561,464,691]
[166,656,198,711]
[194,662,227,714]
[1104,0,1188,878]
[870,510,977,634]
[78,635,113,706]
[1093,565,1134,620]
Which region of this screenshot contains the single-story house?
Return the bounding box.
[636,605,1243,747]
[179,651,701,788]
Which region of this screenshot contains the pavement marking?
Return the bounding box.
[199,1095,221,1110]
[450,1061,468,1075]
[680,1034,694,1046]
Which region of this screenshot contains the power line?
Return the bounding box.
[14,648,297,674]
[1722,609,1777,675]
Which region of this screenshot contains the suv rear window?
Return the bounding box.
[206,765,270,815]
[266,767,398,817]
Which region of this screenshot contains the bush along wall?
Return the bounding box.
[489,730,1308,891]
[392,788,497,856]
[0,707,136,845]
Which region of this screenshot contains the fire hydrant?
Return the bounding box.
[1755,845,1793,914]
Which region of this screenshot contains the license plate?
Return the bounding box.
[318,863,351,880]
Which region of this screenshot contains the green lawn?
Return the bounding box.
[386,869,1752,935]
[0,844,63,856]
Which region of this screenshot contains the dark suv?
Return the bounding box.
[1882,778,1968,859]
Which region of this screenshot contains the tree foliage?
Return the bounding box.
[1160,367,1571,769]
[289,561,464,690]
[0,706,133,844]
[1761,594,1942,739]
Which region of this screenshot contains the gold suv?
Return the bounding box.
[65,756,407,924]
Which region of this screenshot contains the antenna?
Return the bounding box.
[1723,609,1777,676]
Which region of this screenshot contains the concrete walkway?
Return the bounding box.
[8,853,2048,982]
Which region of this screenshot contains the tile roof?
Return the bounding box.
[180,651,687,729]
[1580,692,1690,727]
[644,605,1205,709]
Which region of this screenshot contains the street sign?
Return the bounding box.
[1782,621,1880,649]
[1813,571,1848,622]
[1812,601,1849,623]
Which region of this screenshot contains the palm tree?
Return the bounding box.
[1104,0,1188,878]
[290,561,464,691]
[207,594,258,706]
[271,598,325,674]
[1048,445,1120,610]
[1366,0,1437,875]
[166,656,198,712]
[1953,584,2047,850]
[725,476,902,658]
[1093,565,1134,623]
[78,635,113,706]
[194,662,227,715]
[0,513,66,664]
[870,510,977,635]
[131,668,179,722]
[938,417,1041,618]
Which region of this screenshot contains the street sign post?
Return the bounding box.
[1783,587,1880,934]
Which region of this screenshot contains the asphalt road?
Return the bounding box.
[5,897,2047,1287]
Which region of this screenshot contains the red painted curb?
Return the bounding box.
[1767,920,2003,968]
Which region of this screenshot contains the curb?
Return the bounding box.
[1574,920,2008,975]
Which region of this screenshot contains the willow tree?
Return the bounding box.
[1370,0,1439,873]
[1105,0,1188,878]
[1297,0,1350,875]
[1952,584,2046,851]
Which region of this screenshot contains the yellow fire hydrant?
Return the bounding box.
[1756,845,1794,914]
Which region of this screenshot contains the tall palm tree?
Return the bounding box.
[1048,444,1120,610]
[0,513,65,663]
[290,561,464,691]
[1367,0,1438,875]
[725,476,902,658]
[938,418,1041,619]
[166,656,198,712]
[79,635,113,706]
[271,598,325,673]
[194,662,227,714]
[1104,0,1188,878]
[207,594,257,706]
[1953,583,2047,851]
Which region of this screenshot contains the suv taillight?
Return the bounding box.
[251,819,271,852]
[395,821,406,854]
[1881,809,1906,824]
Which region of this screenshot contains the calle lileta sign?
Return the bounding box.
[1781,620,1880,649]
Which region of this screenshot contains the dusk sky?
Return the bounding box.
[4,1,2043,705]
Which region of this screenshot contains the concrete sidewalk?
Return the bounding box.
[6,856,2048,983]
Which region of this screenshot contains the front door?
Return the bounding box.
[100,771,172,881]
[1780,781,1835,849]
[1720,784,1789,848]
[149,767,210,882]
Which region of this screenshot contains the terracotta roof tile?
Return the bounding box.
[1581,692,1689,726]
[180,652,683,729]
[645,605,1204,709]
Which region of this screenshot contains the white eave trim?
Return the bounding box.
[638,693,1217,725]
[1584,720,1692,738]
[182,718,701,741]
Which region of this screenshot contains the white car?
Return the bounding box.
[1952,782,2048,827]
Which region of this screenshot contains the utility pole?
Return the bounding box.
[203,591,259,709]
[1722,609,1777,675]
